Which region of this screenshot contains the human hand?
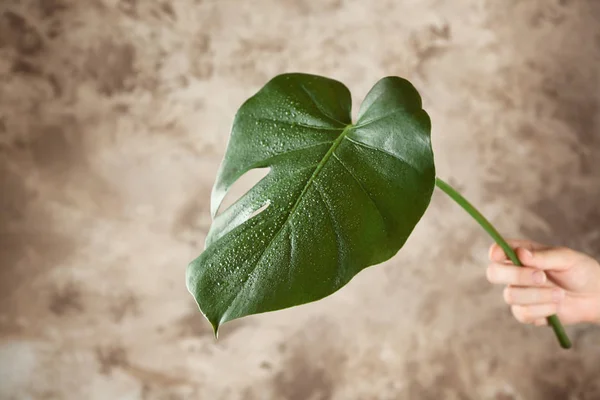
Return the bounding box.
[486,239,600,326]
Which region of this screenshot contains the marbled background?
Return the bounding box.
[1,0,600,399]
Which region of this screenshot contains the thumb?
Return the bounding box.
[516,246,578,271]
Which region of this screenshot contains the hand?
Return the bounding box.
[486,239,600,326]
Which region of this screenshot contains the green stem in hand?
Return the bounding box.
[435,177,572,349]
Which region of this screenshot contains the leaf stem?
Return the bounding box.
[435,177,572,349]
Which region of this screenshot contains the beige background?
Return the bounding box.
[1,0,600,399]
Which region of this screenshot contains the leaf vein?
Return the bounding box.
[298,83,348,126]
[332,152,387,228]
[254,118,346,131]
[251,142,335,168]
[355,108,410,129]
[344,136,420,174]
[314,181,343,279]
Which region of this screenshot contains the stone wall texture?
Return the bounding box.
[1,0,599,399]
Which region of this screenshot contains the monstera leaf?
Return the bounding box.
[185,72,572,349]
[186,73,435,333]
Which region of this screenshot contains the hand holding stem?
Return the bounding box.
[487,240,600,328]
[435,178,574,349]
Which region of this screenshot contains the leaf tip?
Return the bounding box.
[211,319,220,339]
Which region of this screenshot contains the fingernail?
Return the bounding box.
[552,289,564,303]
[521,248,533,259]
[533,270,546,284]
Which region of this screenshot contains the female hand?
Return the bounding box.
[486,239,600,326]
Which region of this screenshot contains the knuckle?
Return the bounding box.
[518,268,531,285]
[522,268,544,285]
[550,288,561,303]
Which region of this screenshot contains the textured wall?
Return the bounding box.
[1,0,600,399]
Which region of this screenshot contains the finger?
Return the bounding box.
[516,246,581,271]
[487,263,550,286]
[488,240,547,263]
[533,318,548,326]
[511,304,559,324]
[503,286,565,305]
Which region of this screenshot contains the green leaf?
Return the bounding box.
[186,73,436,334]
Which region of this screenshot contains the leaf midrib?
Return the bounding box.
[287,124,353,218]
[219,124,354,325]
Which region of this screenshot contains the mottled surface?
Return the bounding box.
[1,0,599,399]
